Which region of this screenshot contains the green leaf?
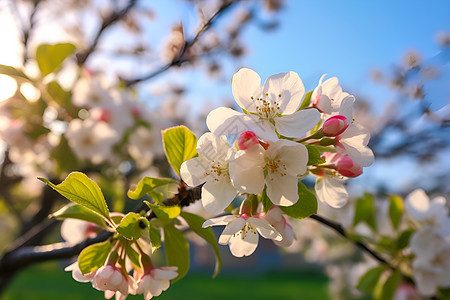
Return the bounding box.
[36,43,76,76]
[47,81,72,107]
[397,229,414,250]
[145,201,181,223]
[163,224,189,281]
[148,190,164,204]
[356,265,387,294]
[260,186,273,213]
[24,124,50,140]
[116,212,149,240]
[389,195,404,230]
[299,90,312,109]
[149,224,162,249]
[305,145,326,166]
[128,177,177,200]
[125,243,141,269]
[78,241,112,275]
[38,172,111,221]
[280,181,318,218]
[162,125,198,176]
[50,204,107,228]
[377,269,402,300]
[181,212,222,278]
[353,193,377,231]
[0,64,31,82]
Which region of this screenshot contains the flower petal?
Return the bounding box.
[274,108,321,138]
[249,217,282,241]
[266,139,308,176]
[339,124,374,167]
[262,71,305,115]
[228,225,259,257]
[202,215,238,228]
[231,68,262,113]
[229,146,265,194]
[266,173,299,206]
[315,176,348,208]
[180,158,208,187]
[202,180,237,214]
[218,218,246,245]
[405,189,430,221]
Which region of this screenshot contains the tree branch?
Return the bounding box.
[122,0,235,87]
[76,0,137,66]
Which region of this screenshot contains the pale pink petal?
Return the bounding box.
[262,71,305,115]
[266,140,308,176]
[405,189,430,221]
[410,229,444,260]
[266,173,299,206]
[315,176,348,208]
[339,124,374,167]
[274,108,321,138]
[228,226,258,257]
[202,215,237,228]
[231,68,262,113]
[218,218,246,245]
[229,146,265,194]
[153,268,178,280]
[180,158,208,186]
[248,217,282,241]
[202,180,237,214]
[338,95,355,120]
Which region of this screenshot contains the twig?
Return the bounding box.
[76,0,137,66]
[122,0,235,87]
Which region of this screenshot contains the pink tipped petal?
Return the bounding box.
[274,108,321,138]
[262,71,305,115]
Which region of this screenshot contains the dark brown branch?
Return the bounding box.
[122,0,235,87]
[76,0,137,66]
[309,214,393,267]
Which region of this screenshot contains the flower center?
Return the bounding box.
[233,222,257,240]
[265,159,287,179]
[206,161,230,182]
[251,93,282,119]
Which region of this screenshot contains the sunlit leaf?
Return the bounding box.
[162,126,198,176]
[78,241,112,275]
[356,265,387,294]
[38,172,111,221]
[36,43,76,76]
[353,193,377,231]
[305,145,326,166]
[163,224,189,281]
[389,195,404,230]
[116,212,149,240]
[145,201,180,224]
[181,212,222,278]
[50,204,107,228]
[128,177,176,200]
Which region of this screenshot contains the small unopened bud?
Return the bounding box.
[335,155,362,178]
[238,131,259,150]
[322,115,349,136]
[131,106,141,118]
[92,108,112,123]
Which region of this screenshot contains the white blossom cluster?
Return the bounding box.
[180,68,374,257]
[405,189,450,296]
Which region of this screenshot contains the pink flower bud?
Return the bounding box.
[322,115,349,136]
[131,106,141,118]
[237,131,259,150]
[335,155,362,178]
[92,108,112,123]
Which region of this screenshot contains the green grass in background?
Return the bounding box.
[3,262,330,300]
